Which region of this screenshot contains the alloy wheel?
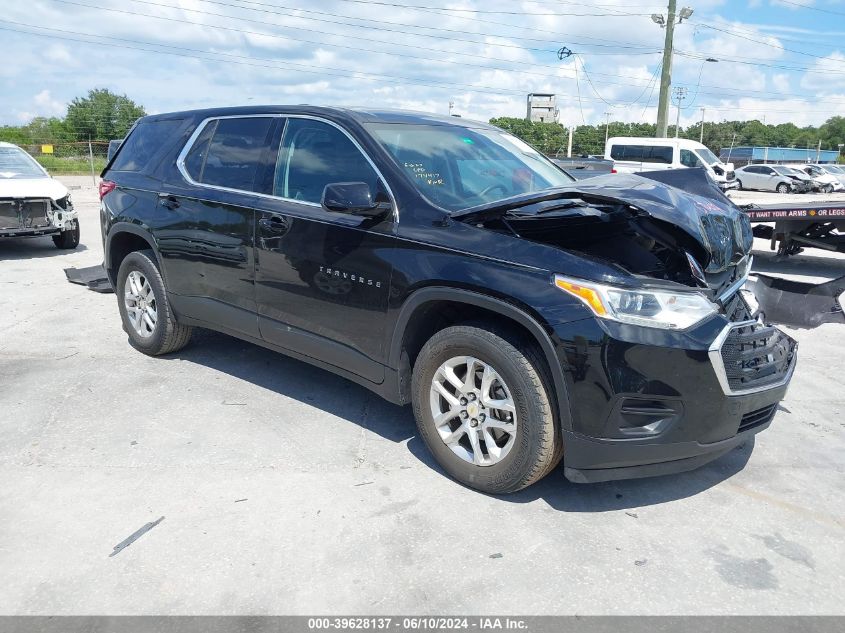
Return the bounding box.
[124,270,158,338]
[429,356,518,466]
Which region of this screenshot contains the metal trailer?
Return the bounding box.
[741,201,845,256]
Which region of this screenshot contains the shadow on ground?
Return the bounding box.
[0,237,88,260]
[168,329,754,512]
[751,247,845,279]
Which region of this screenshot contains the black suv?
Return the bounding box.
[100,106,796,493]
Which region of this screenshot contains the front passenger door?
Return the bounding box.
[253,117,396,384]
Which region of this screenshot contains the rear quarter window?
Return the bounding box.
[110,119,184,172]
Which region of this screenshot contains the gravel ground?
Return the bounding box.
[0,176,843,615]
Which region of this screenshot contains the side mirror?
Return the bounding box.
[321,182,387,218]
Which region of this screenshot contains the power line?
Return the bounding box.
[47,0,660,88]
[775,0,845,16]
[692,22,845,64]
[260,0,653,17]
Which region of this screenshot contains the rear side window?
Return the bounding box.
[609,144,673,164]
[183,117,275,192]
[111,119,183,172]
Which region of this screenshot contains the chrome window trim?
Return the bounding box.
[175,113,398,220]
[708,319,797,396]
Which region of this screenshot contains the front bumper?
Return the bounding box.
[553,307,797,483]
[0,197,77,238]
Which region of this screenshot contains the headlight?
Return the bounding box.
[554,274,717,330]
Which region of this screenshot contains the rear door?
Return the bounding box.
[157,115,280,338]
[252,116,396,383]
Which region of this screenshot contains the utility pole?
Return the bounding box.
[567,125,574,158]
[604,111,612,144]
[672,86,687,138]
[653,2,693,138]
[655,0,677,138]
[699,107,706,143]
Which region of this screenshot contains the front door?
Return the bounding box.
[253,117,396,384]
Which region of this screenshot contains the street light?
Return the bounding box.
[651,14,665,26]
[678,7,694,22]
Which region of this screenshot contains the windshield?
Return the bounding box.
[366,123,574,211]
[0,146,47,179]
[696,147,720,165]
[771,166,793,175]
[824,164,844,174]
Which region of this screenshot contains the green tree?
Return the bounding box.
[63,88,145,141]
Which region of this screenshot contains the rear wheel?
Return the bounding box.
[776,182,790,194]
[411,324,562,494]
[116,250,192,356]
[52,220,79,249]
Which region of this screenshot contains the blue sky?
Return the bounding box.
[2,0,844,135]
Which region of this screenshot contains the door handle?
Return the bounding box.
[259,215,289,235]
[158,194,180,210]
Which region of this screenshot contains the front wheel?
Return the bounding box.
[776,183,790,194]
[52,220,80,249]
[823,184,834,194]
[735,180,743,191]
[411,324,563,494]
[116,249,192,356]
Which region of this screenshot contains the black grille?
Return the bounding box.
[723,291,752,322]
[720,322,795,391]
[739,404,777,433]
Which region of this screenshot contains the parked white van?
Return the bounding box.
[605,137,738,190]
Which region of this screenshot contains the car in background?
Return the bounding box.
[605,136,738,191]
[787,164,845,193]
[551,156,613,180]
[734,164,812,193]
[818,163,845,187]
[0,142,79,248]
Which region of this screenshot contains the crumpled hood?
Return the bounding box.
[453,168,752,273]
[566,170,753,272]
[0,177,68,202]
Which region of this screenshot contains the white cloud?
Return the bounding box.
[0,0,842,129]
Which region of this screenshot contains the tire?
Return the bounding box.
[776,183,790,194]
[116,249,192,356]
[52,220,80,249]
[411,324,563,494]
[823,184,834,194]
[735,180,743,191]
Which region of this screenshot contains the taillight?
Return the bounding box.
[99,180,116,200]
[610,168,617,174]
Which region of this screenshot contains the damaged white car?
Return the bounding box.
[0,142,79,249]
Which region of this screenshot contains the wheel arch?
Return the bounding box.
[388,286,574,432]
[106,223,160,287]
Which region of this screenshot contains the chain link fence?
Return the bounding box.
[19,141,110,175]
